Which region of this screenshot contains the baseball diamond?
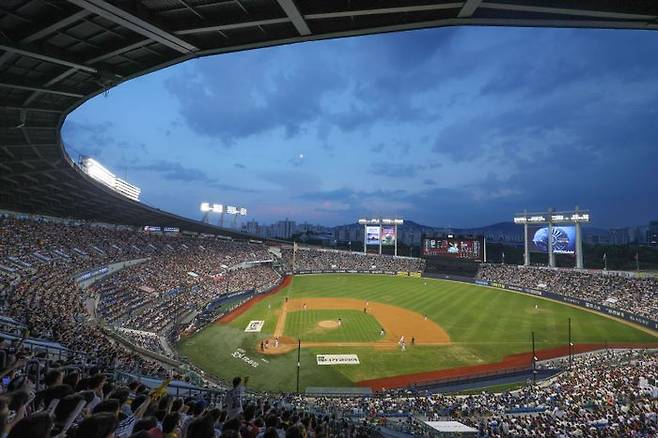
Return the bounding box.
[178,274,658,392]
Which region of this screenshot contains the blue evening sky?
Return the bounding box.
[62,26,658,228]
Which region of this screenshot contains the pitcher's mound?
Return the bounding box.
[318,320,339,329]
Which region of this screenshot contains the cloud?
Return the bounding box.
[164,28,465,142]
[165,48,345,143]
[131,160,257,192]
[370,163,424,178]
[66,26,658,228]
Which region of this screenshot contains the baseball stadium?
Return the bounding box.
[2,1,658,437]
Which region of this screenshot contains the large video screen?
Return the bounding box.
[528,226,575,254]
[366,226,380,245]
[422,238,483,261]
[381,226,396,246]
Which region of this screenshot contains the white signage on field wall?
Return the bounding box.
[316,354,360,365]
[244,320,264,332]
[231,348,259,368]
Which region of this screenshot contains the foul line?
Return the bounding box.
[273,300,288,338]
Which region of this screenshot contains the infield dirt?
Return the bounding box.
[260,297,451,355]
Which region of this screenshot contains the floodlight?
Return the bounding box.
[212,203,223,213]
[200,202,211,212]
[239,207,247,216]
[570,213,590,222]
[226,205,237,215]
[114,178,141,201]
[84,158,115,188]
[513,217,527,224]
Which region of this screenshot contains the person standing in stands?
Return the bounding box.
[224,376,248,420]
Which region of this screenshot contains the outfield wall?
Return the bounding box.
[288,270,421,277]
[424,273,658,331]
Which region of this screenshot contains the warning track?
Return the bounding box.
[356,342,658,391]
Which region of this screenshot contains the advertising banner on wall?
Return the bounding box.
[316,354,360,365]
[381,226,396,246]
[366,226,380,245]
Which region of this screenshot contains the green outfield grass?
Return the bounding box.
[178,274,658,392]
[284,309,381,342]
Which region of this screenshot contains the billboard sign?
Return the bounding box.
[381,225,396,246]
[316,354,360,365]
[366,226,380,245]
[422,237,483,261]
[528,226,575,254]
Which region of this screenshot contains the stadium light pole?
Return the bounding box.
[523,209,530,266]
[569,318,572,371]
[378,217,383,255]
[296,339,301,393]
[394,223,398,256]
[514,208,590,269]
[574,206,584,269]
[200,202,211,223]
[531,331,536,386]
[547,208,555,268]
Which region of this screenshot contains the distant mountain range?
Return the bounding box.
[332,220,619,241]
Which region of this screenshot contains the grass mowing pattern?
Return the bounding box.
[284,309,381,342]
[178,274,658,392]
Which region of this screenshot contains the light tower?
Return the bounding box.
[358,217,404,256]
[200,203,227,225]
[514,208,590,269]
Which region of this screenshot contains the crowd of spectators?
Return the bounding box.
[0,330,655,437]
[0,337,375,438]
[293,349,658,437]
[477,264,658,321]
[3,215,658,437]
[120,265,278,335]
[281,247,425,274]
[3,261,165,375]
[115,329,169,358]
[0,216,278,376]
[94,253,279,352]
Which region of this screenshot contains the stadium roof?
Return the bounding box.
[1,0,657,236]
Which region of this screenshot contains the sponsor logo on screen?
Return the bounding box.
[244,320,264,332]
[366,226,380,245]
[316,354,360,365]
[381,226,396,246]
[528,226,576,254]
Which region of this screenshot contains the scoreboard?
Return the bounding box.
[421,235,484,261]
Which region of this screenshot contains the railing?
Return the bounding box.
[412,368,560,392]
[0,329,85,362]
[113,370,226,404]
